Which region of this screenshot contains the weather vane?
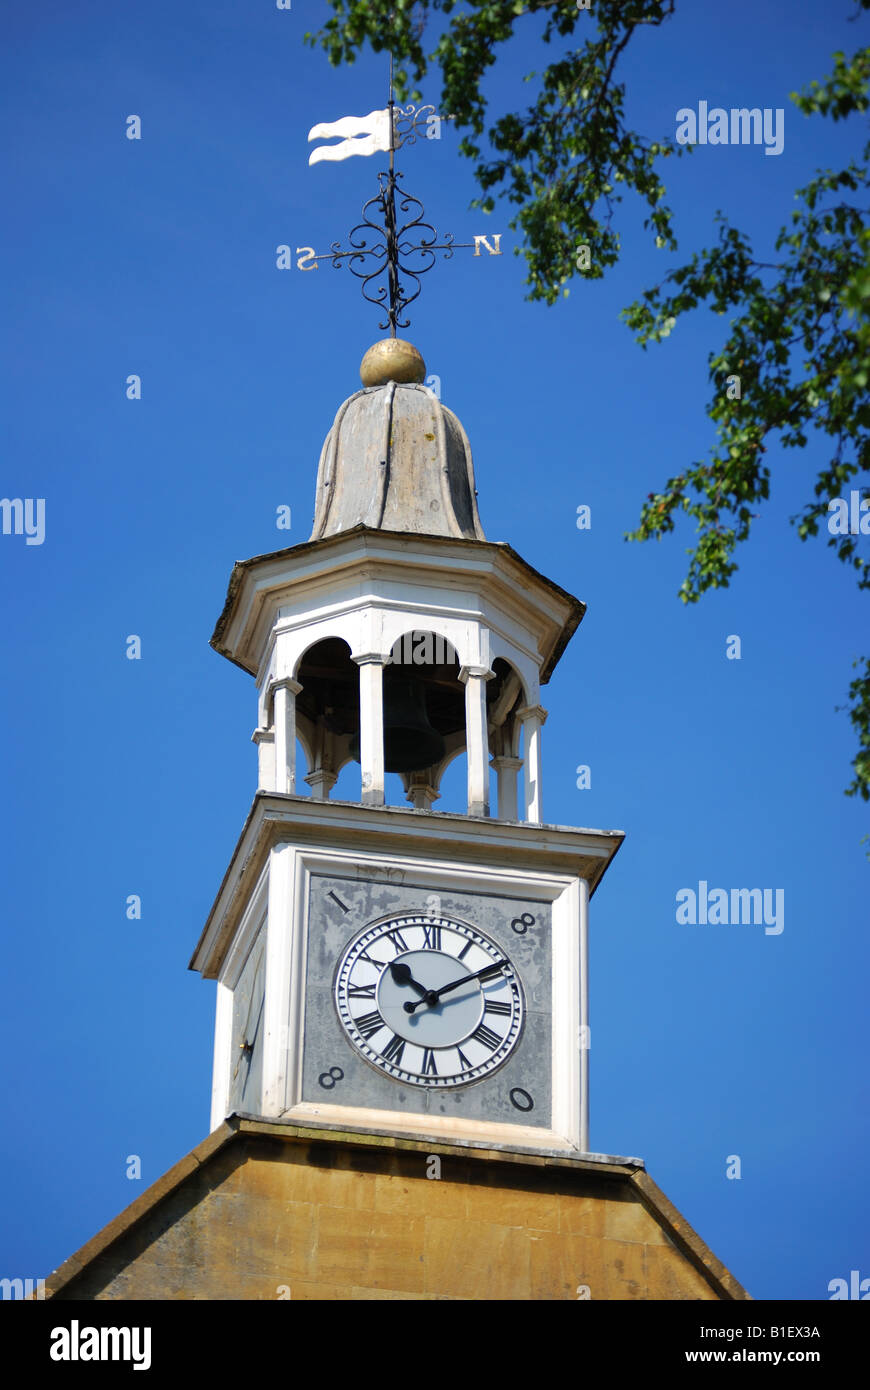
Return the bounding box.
[301,47,503,336]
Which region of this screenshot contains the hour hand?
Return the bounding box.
[389,960,429,997]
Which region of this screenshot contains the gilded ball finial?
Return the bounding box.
[360,338,426,387]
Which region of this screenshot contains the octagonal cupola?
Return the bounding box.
[211,339,584,822]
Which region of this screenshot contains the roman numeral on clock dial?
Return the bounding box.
[333,910,526,1090]
[471,1022,502,1050]
[355,1010,384,1040]
[382,1034,405,1065]
[348,982,377,999]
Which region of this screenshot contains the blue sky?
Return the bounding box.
[2,0,868,1301]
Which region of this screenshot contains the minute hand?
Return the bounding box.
[404,959,509,1015]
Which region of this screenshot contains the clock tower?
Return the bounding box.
[191,337,622,1155]
[44,336,749,1301]
[38,74,750,1299]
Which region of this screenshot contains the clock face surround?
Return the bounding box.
[334,914,524,1089]
[300,868,554,1131]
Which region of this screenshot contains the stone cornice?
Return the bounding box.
[189,792,624,979]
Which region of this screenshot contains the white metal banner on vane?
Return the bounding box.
[308,109,392,165]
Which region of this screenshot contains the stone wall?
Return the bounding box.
[45,1121,746,1301]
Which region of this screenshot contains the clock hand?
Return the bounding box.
[434,958,509,999]
[233,949,265,1078]
[234,994,264,1077]
[403,959,509,1014]
[388,960,433,1001]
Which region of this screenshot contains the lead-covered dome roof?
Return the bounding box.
[309,377,486,542]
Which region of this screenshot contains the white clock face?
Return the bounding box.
[334,914,524,1088]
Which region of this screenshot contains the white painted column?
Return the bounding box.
[262,842,297,1116]
[403,770,440,811]
[517,704,547,824]
[354,655,386,807]
[251,728,275,792]
[271,678,303,794]
[579,876,590,1154]
[304,768,338,800]
[304,727,337,800]
[489,755,523,820]
[461,665,494,817]
[210,981,234,1132]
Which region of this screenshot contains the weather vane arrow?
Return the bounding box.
[292,57,504,337]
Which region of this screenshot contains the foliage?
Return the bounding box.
[622,45,870,812]
[307,1,870,831]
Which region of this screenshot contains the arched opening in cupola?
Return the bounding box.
[486,657,529,821]
[281,632,539,821]
[294,636,360,801]
[381,629,462,810]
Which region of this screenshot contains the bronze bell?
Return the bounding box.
[350,677,445,774]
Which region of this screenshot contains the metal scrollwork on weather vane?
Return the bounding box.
[301,63,502,335]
